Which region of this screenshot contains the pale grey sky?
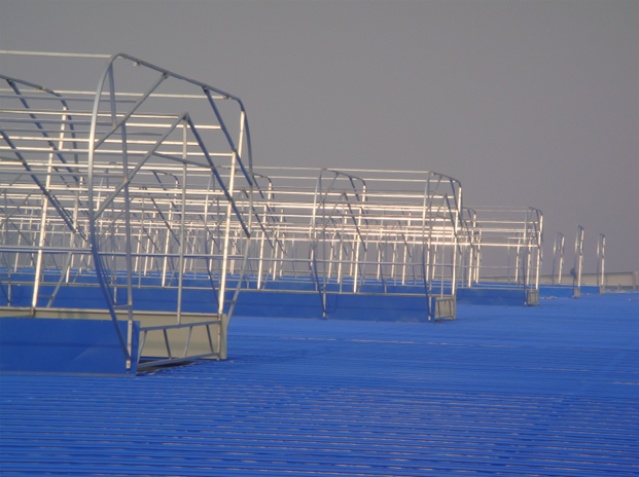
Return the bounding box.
[1,0,637,274]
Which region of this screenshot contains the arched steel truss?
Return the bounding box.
[1,54,255,366]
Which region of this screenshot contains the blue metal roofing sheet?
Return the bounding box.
[1,293,638,476]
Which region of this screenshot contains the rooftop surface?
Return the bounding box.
[1,292,638,476]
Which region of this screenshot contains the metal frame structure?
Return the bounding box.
[1,54,255,368]
[1,51,551,376]
[245,167,463,320]
[459,206,543,304]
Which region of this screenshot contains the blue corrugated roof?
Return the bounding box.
[2,293,638,476]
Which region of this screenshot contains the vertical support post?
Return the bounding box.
[176,122,188,324]
[257,229,266,289]
[113,75,135,370]
[218,151,237,316]
[572,225,584,298]
[513,243,521,284]
[376,235,383,281]
[161,207,173,287]
[597,233,605,293]
[522,210,531,292]
[327,236,336,281]
[553,232,565,285]
[421,180,432,319]
[473,241,480,284]
[451,186,462,297]
[87,60,132,366]
[401,241,408,286]
[352,207,362,294]
[31,115,61,311]
[533,211,543,292]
